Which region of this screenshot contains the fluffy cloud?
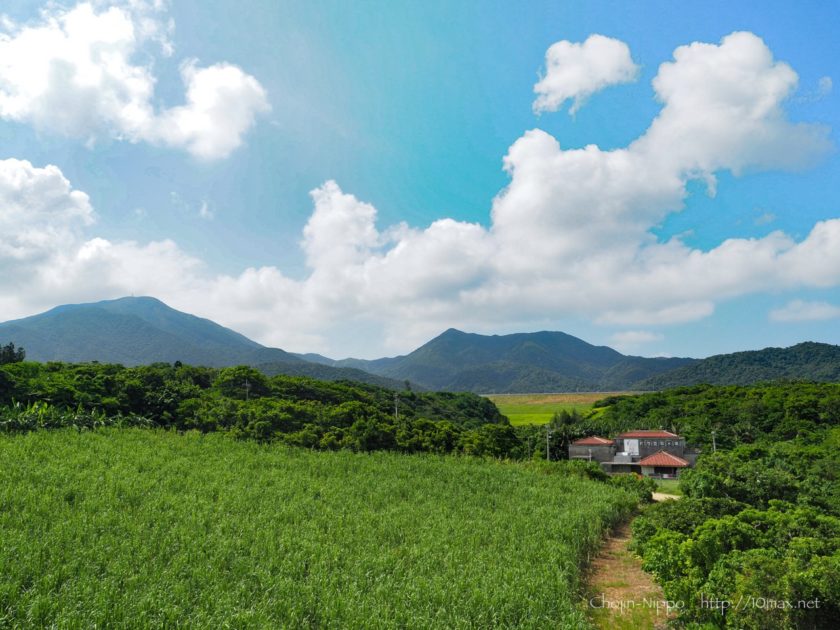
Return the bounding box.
[1,31,839,356]
[533,34,639,114]
[0,159,93,262]
[770,299,840,322]
[610,331,664,353]
[148,61,269,160]
[0,1,268,159]
[638,31,830,175]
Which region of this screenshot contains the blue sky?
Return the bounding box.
[0,0,839,358]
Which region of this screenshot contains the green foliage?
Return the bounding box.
[609,474,656,503]
[626,386,840,628]
[214,365,271,399]
[511,409,588,461]
[636,501,840,627]
[0,429,638,628]
[0,342,25,364]
[0,401,152,432]
[639,341,840,389]
[588,381,840,450]
[0,361,516,457]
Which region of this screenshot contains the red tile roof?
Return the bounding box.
[572,436,613,446]
[617,430,680,439]
[639,451,690,467]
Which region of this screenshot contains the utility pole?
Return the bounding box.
[711,429,717,453]
[244,378,251,402]
[394,392,399,423]
[546,426,552,461]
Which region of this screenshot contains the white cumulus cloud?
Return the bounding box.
[0,158,93,262]
[533,34,639,114]
[0,1,268,159]
[1,31,838,357]
[770,299,840,322]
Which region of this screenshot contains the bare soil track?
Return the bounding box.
[584,495,679,629]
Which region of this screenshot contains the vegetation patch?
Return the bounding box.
[488,392,626,426]
[0,429,637,628]
[652,478,682,497]
[617,383,840,628]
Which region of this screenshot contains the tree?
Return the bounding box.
[548,409,584,460]
[213,366,270,400]
[0,342,25,365]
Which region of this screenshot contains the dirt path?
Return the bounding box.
[651,492,680,502]
[584,496,679,629]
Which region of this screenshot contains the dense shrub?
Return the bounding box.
[0,361,517,458]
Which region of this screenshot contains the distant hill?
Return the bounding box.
[5,298,836,393]
[0,297,300,366]
[257,361,421,391]
[309,329,696,393]
[0,297,411,390]
[637,341,840,389]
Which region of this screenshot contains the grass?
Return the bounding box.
[487,393,629,426]
[0,429,637,628]
[652,478,683,496]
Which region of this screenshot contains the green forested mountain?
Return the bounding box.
[314,328,695,392]
[0,298,409,389]
[0,297,296,366]
[637,341,840,389]
[4,298,839,393]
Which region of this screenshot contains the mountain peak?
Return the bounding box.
[438,327,467,337]
[361,328,695,393]
[0,296,300,367]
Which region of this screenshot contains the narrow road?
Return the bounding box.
[584,493,679,629]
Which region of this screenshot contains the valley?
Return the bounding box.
[487,392,628,425]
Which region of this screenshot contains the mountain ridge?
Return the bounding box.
[294,327,696,393]
[637,341,840,389]
[3,298,838,393]
[0,297,411,389]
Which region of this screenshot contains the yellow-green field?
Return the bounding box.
[487,393,630,426]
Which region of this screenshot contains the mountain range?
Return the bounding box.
[300,329,695,392]
[638,341,840,389]
[0,297,409,390]
[1,296,838,392]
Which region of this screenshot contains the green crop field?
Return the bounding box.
[0,429,636,628]
[487,393,629,426]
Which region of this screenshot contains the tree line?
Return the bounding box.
[0,342,25,365]
[0,361,526,457]
[617,383,840,628]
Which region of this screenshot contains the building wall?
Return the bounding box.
[641,465,682,478]
[569,444,615,463]
[616,437,685,458]
[683,449,701,466]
